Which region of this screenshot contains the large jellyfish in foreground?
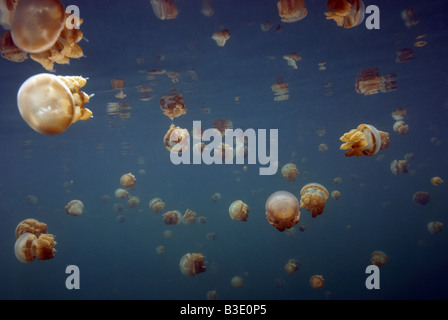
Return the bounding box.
[265,191,300,231]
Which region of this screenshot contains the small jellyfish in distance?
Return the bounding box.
[318,143,328,153]
[120,173,136,188]
[277,0,308,23]
[26,195,38,205]
[163,229,173,239]
[284,258,301,274]
[413,191,430,206]
[163,124,189,153]
[163,210,182,225]
[281,163,299,181]
[229,200,249,221]
[427,221,443,234]
[179,253,206,277]
[431,177,443,186]
[390,160,408,175]
[65,199,84,216]
[310,275,324,289]
[211,192,221,203]
[156,245,166,254]
[265,191,301,232]
[331,190,341,200]
[340,124,389,157]
[298,223,307,232]
[370,251,387,268]
[149,198,165,214]
[17,73,93,135]
[115,188,129,199]
[300,183,329,218]
[150,0,178,20]
[212,29,230,47]
[182,209,196,225]
[116,215,126,224]
[127,196,140,208]
[206,290,218,300]
[393,121,409,135]
[231,276,244,288]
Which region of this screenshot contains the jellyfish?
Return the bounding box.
[298,223,307,232]
[299,183,329,218]
[355,68,397,95]
[127,196,140,208]
[15,218,47,239]
[340,124,389,157]
[115,188,129,199]
[163,210,182,225]
[0,31,28,62]
[149,197,165,213]
[370,250,387,268]
[229,200,249,221]
[0,0,15,29]
[413,191,430,206]
[396,48,414,63]
[265,191,300,231]
[393,121,409,135]
[201,0,214,17]
[401,8,419,28]
[113,203,124,213]
[65,199,84,216]
[310,275,324,289]
[284,259,301,274]
[120,173,136,188]
[163,124,189,153]
[281,163,299,181]
[111,78,125,90]
[331,190,341,200]
[17,73,93,135]
[179,253,206,277]
[116,215,126,224]
[156,245,166,254]
[211,29,230,47]
[333,177,342,184]
[15,232,57,263]
[150,0,178,20]
[206,232,216,240]
[163,229,173,239]
[390,160,408,175]
[271,78,289,101]
[391,108,407,121]
[318,143,328,153]
[325,0,365,28]
[206,290,218,300]
[182,209,196,225]
[277,0,308,23]
[231,276,244,288]
[431,177,443,186]
[160,93,186,120]
[273,278,286,288]
[198,216,207,224]
[427,221,443,234]
[283,52,301,69]
[211,192,221,203]
[26,195,38,205]
[213,119,233,136]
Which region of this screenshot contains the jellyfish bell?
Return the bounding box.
[310,275,324,289]
[231,276,244,288]
[277,0,308,23]
[265,191,300,231]
[370,250,387,268]
[325,0,365,28]
[340,124,389,157]
[179,253,206,277]
[15,218,47,238]
[149,197,165,213]
[281,163,299,181]
[229,200,249,221]
[17,73,93,135]
[14,232,56,263]
[163,210,182,225]
[284,258,301,274]
[65,199,84,216]
[120,173,136,188]
[427,221,443,234]
[300,183,329,218]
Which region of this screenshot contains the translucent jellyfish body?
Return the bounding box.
[149,198,165,214]
[229,200,249,221]
[163,124,189,153]
[15,233,57,263]
[427,221,443,234]
[340,124,389,157]
[390,160,408,175]
[150,0,178,20]
[325,0,365,28]
[212,29,230,47]
[163,210,182,225]
[284,258,301,274]
[120,173,136,188]
[277,0,308,23]
[15,218,47,239]
[160,93,186,120]
[265,191,300,232]
[182,209,196,225]
[370,250,387,268]
[179,253,206,277]
[310,275,324,289]
[281,163,299,181]
[231,276,244,288]
[299,183,329,218]
[65,199,84,216]
[17,73,93,135]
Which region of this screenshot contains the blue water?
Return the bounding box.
[0,0,447,300]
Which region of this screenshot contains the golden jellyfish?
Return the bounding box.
[281,163,299,181]
[391,107,407,121]
[160,93,186,120]
[427,221,443,234]
[213,119,233,136]
[111,78,125,90]
[212,29,230,47]
[300,183,329,218]
[231,276,244,288]
[283,52,301,69]
[310,275,324,289]
[65,199,84,216]
[163,124,189,153]
[156,245,166,254]
[298,223,307,232]
[120,173,136,188]
[206,290,218,300]
[17,73,93,135]
[0,31,28,62]
[198,216,207,224]
[265,191,301,231]
[163,229,173,239]
[393,121,409,135]
[201,0,214,17]
[114,188,129,199]
[15,218,47,239]
[390,160,408,175]
[150,0,178,20]
[277,0,308,23]
[333,177,342,184]
[414,40,427,48]
[370,250,387,268]
[211,192,221,203]
[284,259,301,275]
[431,177,443,186]
[325,0,365,28]
[402,8,419,28]
[113,203,124,213]
[413,191,430,206]
[182,209,196,225]
[163,210,182,225]
[340,124,389,157]
[15,232,56,263]
[331,190,341,200]
[271,78,289,101]
[179,253,207,277]
[127,195,140,208]
[149,197,165,214]
[229,200,249,222]
[318,143,328,153]
[355,68,397,95]
[206,232,216,240]
[26,194,38,205]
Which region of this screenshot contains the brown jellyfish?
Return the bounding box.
[120,173,136,188]
[163,124,189,153]
[413,191,430,206]
[331,190,341,200]
[15,232,56,263]
[150,0,178,20]
[277,0,308,23]
[163,210,182,225]
[230,276,244,288]
[271,78,289,101]
[149,197,165,214]
[0,31,28,62]
[310,275,324,289]
[111,78,125,90]
[229,200,249,221]
[163,229,173,239]
[114,188,129,199]
[390,160,408,175]
[281,163,299,181]
[15,218,47,239]
[431,177,443,186]
[65,199,84,216]
[156,245,166,254]
[17,73,93,135]
[211,192,221,203]
[298,223,307,232]
[25,195,38,205]
[370,250,387,268]
[393,121,409,135]
[201,0,214,17]
[300,183,329,218]
[396,48,414,63]
[212,29,230,47]
[160,93,186,120]
[265,191,300,232]
[182,209,196,225]
[284,258,301,274]
[206,290,218,300]
[127,196,140,208]
[340,124,389,157]
[325,0,365,28]
[427,221,443,234]
[179,253,206,277]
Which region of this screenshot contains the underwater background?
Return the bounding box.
[0,0,448,300]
